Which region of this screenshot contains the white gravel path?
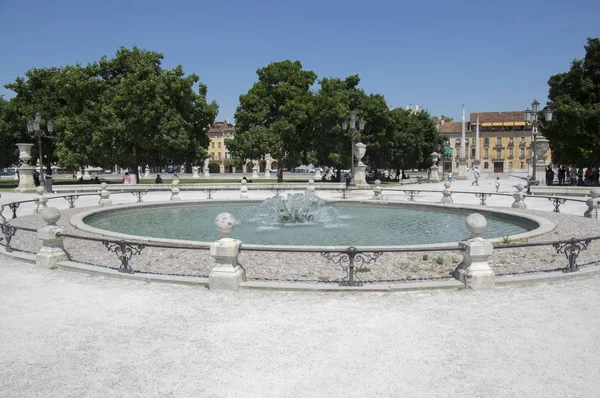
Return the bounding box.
[1,257,600,397]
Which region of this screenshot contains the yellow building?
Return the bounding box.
[437,111,549,174]
[207,121,235,174]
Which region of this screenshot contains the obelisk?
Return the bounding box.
[473,113,481,167]
[456,104,468,180]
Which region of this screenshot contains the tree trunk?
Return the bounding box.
[277,157,283,183]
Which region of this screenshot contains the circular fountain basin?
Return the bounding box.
[71,200,551,248]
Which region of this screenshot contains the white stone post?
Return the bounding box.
[192,166,200,178]
[240,180,248,199]
[251,160,259,179]
[170,180,181,201]
[144,165,150,178]
[307,179,315,192]
[584,188,600,218]
[209,213,245,290]
[511,183,527,209]
[314,168,322,181]
[98,182,112,207]
[264,168,271,178]
[352,142,369,189]
[440,182,453,204]
[36,207,68,269]
[34,186,48,214]
[372,179,383,200]
[453,213,495,289]
[429,152,440,183]
[15,143,37,193]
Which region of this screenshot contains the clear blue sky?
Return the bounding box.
[1,0,599,122]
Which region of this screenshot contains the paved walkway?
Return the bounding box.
[2,174,599,397]
[1,258,600,397]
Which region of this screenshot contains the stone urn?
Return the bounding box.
[354,142,367,166]
[16,143,34,165]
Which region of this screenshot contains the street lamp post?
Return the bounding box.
[442,139,450,181]
[27,112,53,187]
[524,99,552,185]
[341,111,366,182]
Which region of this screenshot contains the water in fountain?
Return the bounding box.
[252,191,335,224]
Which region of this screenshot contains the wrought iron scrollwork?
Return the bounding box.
[102,240,145,274]
[321,246,383,286]
[549,197,566,213]
[203,189,214,199]
[1,223,17,252]
[553,238,591,273]
[64,195,79,209]
[8,203,20,219]
[337,189,348,199]
[475,193,492,206]
[405,190,420,202]
[132,191,147,202]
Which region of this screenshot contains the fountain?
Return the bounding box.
[260,191,325,223]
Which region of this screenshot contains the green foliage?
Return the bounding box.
[230,60,316,182]
[2,46,217,173]
[435,256,445,265]
[422,254,429,261]
[545,38,600,165]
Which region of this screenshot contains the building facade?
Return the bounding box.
[437,111,549,174]
[207,121,235,173]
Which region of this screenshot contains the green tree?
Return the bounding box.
[55,47,218,178]
[229,60,317,182]
[545,38,600,165]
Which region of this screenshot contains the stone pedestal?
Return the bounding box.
[429,165,440,183]
[34,186,48,214]
[240,180,248,198]
[99,182,112,207]
[584,188,600,218]
[453,213,495,289]
[15,143,37,193]
[252,166,259,179]
[511,183,527,209]
[456,158,468,180]
[534,136,550,186]
[353,165,369,189]
[170,181,181,201]
[209,213,245,290]
[264,169,271,178]
[144,165,150,178]
[307,179,315,192]
[314,169,322,181]
[192,166,200,178]
[36,208,68,269]
[371,179,383,200]
[84,168,91,179]
[440,182,453,204]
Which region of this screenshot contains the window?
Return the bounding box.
[456,139,461,146]
[484,148,489,158]
[521,136,526,143]
[484,162,489,169]
[211,142,215,149]
[509,137,514,145]
[471,148,476,158]
[218,142,221,149]
[484,137,489,146]
[472,137,476,144]
[496,148,502,158]
[211,152,215,160]
[520,148,525,157]
[496,137,502,145]
[509,147,514,157]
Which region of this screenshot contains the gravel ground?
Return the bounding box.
[1,257,600,397]
[5,206,600,283]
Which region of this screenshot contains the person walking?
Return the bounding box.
[494,177,500,192]
[471,166,480,186]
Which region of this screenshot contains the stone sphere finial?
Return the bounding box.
[465,213,487,238]
[308,179,314,184]
[36,186,44,194]
[100,182,107,189]
[444,182,451,189]
[42,207,61,225]
[591,188,600,198]
[374,179,381,186]
[171,180,178,186]
[215,212,236,238]
[241,179,247,186]
[516,183,524,192]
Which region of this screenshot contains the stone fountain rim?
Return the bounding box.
[69,199,555,251]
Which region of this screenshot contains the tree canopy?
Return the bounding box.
[545,37,600,165]
[227,62,444,181]
[1,46,218,174]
